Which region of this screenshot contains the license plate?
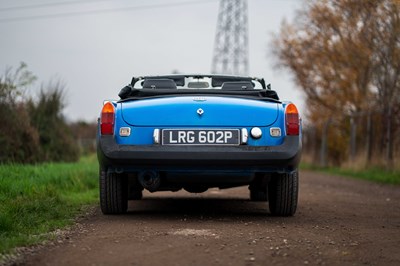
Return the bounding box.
[162,129,240,145]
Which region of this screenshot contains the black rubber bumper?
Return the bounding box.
[97,135,302,173]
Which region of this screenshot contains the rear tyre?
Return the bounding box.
[100,167,128,214]
[268,170,299,216]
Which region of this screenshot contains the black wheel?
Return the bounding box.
[100,167,128,214]
[268,170,299,216]
[250,188,268,201]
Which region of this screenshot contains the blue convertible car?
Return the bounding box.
[97,75,301,216]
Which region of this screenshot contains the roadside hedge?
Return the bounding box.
[0,62,79,163]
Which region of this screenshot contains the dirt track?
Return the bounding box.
[22,171,400,266]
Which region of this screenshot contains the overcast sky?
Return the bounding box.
[0,0,304,122]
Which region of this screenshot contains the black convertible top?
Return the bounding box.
[133,74,266,88]
[118,74,280,101]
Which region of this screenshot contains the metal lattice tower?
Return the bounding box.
[211,0,249,76]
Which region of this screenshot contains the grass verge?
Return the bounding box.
[300,163,400,185]
[0,155,98,256]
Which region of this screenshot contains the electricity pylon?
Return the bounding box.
[211,0,249,76]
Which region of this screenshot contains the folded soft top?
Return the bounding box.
[118,74,279,101]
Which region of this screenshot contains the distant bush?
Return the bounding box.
[0,63,40,163]
[0,63,79,163]
[69,121,97,155]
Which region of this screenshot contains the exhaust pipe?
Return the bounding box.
[138,171,160,192]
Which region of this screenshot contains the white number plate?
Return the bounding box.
[162,129,240,145]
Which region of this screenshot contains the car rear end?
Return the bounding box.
[97,75,301,216]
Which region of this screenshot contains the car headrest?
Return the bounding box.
[142,79,177,89]
[221,81,254,90]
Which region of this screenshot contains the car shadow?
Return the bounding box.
[126,197,272,219]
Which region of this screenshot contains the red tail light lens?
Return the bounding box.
[285,103,300,135]
[100,102,115,135]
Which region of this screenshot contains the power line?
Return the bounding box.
[0,0,110,12]
[0,0,218,23]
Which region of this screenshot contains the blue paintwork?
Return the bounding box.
[120,96,278,127]
[112,96,289,147]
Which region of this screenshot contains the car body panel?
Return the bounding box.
[120,96,279,127]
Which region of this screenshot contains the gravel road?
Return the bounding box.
[21,171,400,266]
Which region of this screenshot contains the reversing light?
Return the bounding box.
[119,127,131,137]
[285,103,300,135]
[153,129,160,144]
[100,101,115,135]
[270,127,281,137]
[241,128,248,144]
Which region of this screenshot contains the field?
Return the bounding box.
[0,156,98,255]
[300,163,400,185]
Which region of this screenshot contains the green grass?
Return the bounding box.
[300,163,400,185]
[0,156,98,256]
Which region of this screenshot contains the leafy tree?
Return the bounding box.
[369,1,400,166]
[272,0,400,167]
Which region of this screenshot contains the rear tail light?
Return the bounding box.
[285,103,300,135]
[100,101,115,135]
